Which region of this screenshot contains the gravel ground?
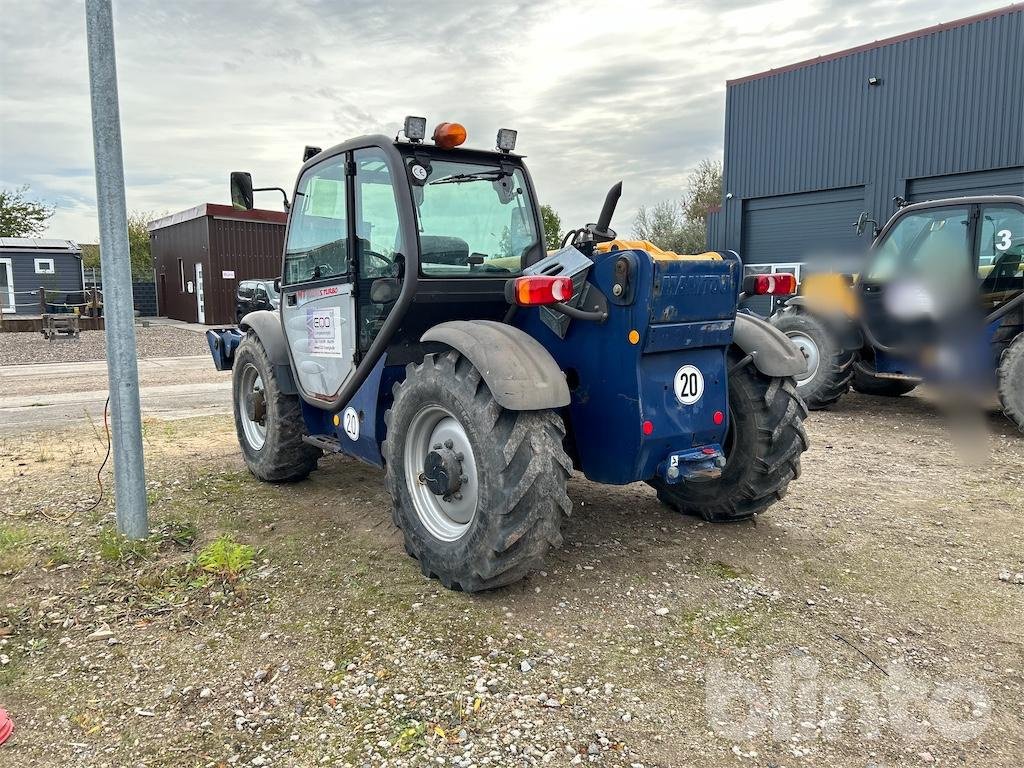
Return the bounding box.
[1,394,1022,767]
[0,327,210,365]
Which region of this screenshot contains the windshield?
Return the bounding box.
[409,158,540,276]
[865,207,971,284]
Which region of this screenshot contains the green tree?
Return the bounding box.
[82,211,159,279]
[540,204,562,251]
[632,159,722,254]
[0,186,54,237]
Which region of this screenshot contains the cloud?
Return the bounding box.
[0,0,1005,241]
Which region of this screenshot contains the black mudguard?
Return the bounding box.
[239,310,298,395]
[733,312,808,378]
[421,320,571,411]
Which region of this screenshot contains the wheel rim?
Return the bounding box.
[786,332,820,386]
[239,363,267,451]
[404,405,478,542]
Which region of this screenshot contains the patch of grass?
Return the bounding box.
[154,518,199,550]
[707,612,757,644]
[0,526,31,575]
[98,528,152,565]
[195,536,256,581]
[394,720,427,753]
[0,526,29,552]
[44,544,75,567]
[707,560,747,580]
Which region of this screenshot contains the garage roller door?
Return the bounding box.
[907,167,1024,201]
[741,186,866,268]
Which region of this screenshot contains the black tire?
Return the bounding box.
[769,307,855,410]
[383,350,572,592]
[998,333,1024,432]
[232,333,321,482]
[851,365,918,398]
[649,354,808,522]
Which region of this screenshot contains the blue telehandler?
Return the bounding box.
[207,117,808,591]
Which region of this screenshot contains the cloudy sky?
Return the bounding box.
[0,0,1007,242]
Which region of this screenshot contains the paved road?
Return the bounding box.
[0,356,232,435]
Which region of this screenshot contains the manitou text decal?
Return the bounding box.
[660,275,727,296]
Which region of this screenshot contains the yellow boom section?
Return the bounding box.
[595,239,723,261]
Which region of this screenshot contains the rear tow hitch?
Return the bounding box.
[658,445,726,484]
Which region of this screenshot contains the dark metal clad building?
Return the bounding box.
[0,237,84,315]
[149,204,286,325]
[708,4,1024,309]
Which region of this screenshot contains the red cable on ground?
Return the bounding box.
[0,707,13,745]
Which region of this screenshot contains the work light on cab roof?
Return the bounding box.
[400,115,517,153]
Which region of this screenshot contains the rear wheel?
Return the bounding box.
[851,363,918,398]
[383,351,572,592]
[649,353,808,522]
[769,306,854,409]
[232,333,321,482]
[998,333,1024,431]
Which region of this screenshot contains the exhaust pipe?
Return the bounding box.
[589,181,621,243]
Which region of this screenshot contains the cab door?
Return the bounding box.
[281,153,358,404]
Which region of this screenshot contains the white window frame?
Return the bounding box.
[34,257,56,275]
[0,257,14,313]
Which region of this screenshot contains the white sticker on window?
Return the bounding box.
[995,229,1012,251]
[342,407,360,441]
[674,365,704,405]
[306,306,341,355]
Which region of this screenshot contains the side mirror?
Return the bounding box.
[369,278,400,304]
[231,171,255,210]
[855,211,868,236]
[273,277,281,293]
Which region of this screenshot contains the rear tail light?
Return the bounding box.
[744,273,798,296]
[507,276,574,306]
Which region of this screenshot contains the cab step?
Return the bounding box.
[302,434,342,453]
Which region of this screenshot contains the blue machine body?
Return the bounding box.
[872,317,1007,390]
[210,246,742,486]
[513,248,738,485]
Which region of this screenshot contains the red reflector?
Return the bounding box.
[702,447,716,455]
[511,275,574,306]
[713,410,724,425]
[642,420,654,435]
[751,273,798,296]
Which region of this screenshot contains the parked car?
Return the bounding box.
[235,279,279,323]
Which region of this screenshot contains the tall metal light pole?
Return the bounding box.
[85,0,148,538]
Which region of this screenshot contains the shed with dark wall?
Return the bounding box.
[149,205,286,325]
[0,238,85,315]
[708,5,1024,313]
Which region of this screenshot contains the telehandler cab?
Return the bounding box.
[207,117,809,591]
[769,195,1024,429]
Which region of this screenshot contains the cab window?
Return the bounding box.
[354,148,404,279]
[866,207,971,284]
[284,157,348,285]
[410,158,539,277]
[977,206,1023,300]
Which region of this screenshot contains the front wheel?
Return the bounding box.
[383,351,572,592]
[998,333,1024,431]
[769,307,855,409]
[649,353,808,522]
[232,333,321,482]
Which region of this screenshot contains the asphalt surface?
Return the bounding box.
[0,356,231,435]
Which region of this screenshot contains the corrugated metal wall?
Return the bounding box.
[0,251,84,314]
[712,6,1024,263]
[151,211,285,325]
[207,219,284,326]
[152,216,209,324]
